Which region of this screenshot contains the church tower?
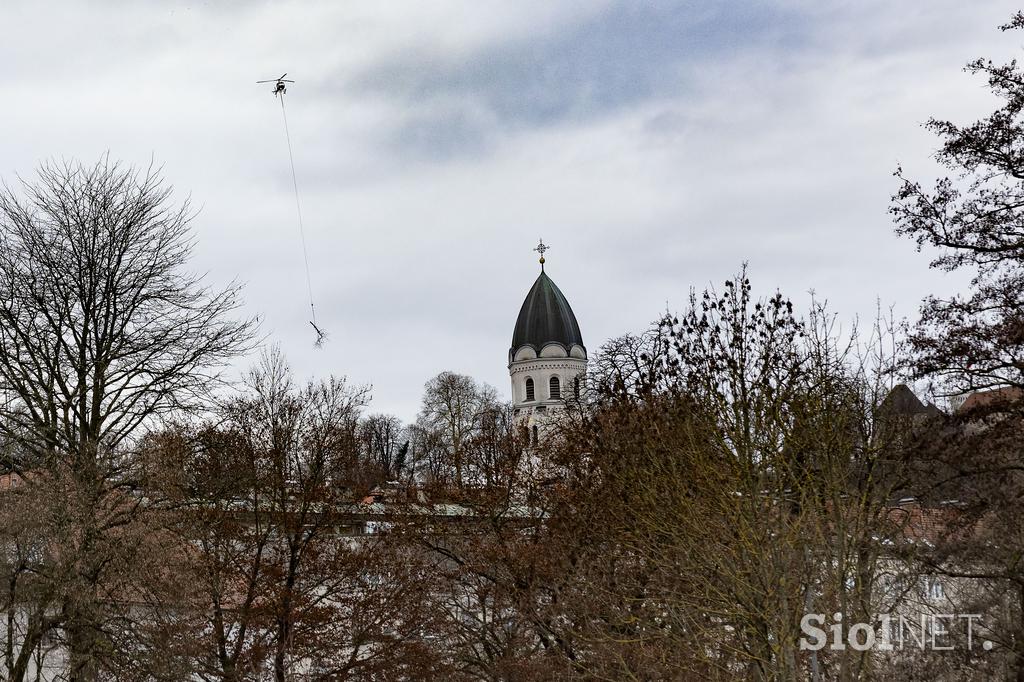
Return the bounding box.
[508,241,587,428]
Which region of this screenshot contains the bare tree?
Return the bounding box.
[357,413,408,486]
[0,463,63,680]
[891,13,1024,395]
[158,350,441,681]
[415,372,500,488]
[515,273,918,681]
[0,158,255,681]
[586,323,670,398]
[891,14,1024,679]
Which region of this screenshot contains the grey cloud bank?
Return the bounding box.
[0,0,1017,419]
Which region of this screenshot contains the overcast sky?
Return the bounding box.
[1,1,1019,420]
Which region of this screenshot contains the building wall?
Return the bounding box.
[509,346,586,416]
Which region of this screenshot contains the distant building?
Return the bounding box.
[953,386,1024,415]
[507,242,587,439]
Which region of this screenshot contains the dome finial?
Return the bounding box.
[534,238,549,271]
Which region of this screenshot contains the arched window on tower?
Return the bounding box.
[549,376,561,400]
[532,425,538,445]
[525,377,535,402]
[574,375,581,399]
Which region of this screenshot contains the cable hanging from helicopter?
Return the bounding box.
[257,72,327,347]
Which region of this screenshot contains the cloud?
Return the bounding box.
[351,2,809,159]
[0,0,1020,420]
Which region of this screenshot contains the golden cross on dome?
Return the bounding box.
[534,239,549,270]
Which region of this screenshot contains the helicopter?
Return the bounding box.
[257,73,294,97]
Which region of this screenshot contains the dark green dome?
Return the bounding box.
[511,271,585,353]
